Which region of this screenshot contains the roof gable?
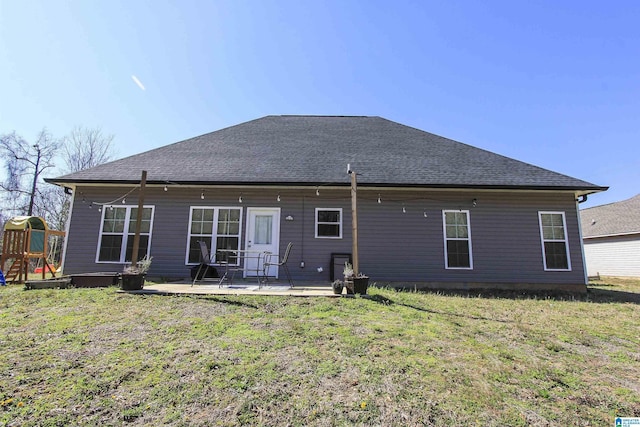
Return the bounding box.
[48,115,605,192]
[581,194,640,238]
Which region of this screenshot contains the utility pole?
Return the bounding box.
[348,164,359,275]
[130,170,147,265]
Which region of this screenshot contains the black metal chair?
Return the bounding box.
[262,242,293,287]
[191,240,218,286]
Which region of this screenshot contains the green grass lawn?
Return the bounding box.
[1,279,639,426]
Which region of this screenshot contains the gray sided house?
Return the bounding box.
[46,116,606,291]
[580,194,640,278]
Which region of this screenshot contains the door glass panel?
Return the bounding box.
[125,235,150,262]
[98,235,123,261]
[103,207,126,232]
[216,237,239,263]
[254,215,273,244]
[217,209,240,235]
[129,208,152,233]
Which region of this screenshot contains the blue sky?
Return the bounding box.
[1,0,638,208]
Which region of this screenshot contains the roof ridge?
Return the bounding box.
[581,193,640,211]
[275,114,375,118]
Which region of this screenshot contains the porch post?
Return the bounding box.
[349,166,359,275]
[130,170,147,266]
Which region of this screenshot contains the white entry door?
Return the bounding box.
[244,208,280,277]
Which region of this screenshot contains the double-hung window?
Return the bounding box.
[538,212,571,271]
[315,208,342,239]
[97,206,154,263]
[187,207,242,264]
[442,210,473,269]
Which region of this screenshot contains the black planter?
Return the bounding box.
[120,274,145,290]
[352,277,369,295]
[72,273,119,288]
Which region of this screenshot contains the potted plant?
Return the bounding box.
[121,255,152,290]
[331,279,344,295]
[343,262,355,295]
[352,273,370,295]
[343,261,369,295]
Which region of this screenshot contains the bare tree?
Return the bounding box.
[63,126,115,173]
[47,126,116,230]
[0,129,60,217]
[34,184,70,231]
[1,126,115,229]
[0,127,115,272]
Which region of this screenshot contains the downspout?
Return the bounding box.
[575,194,589,285]
[61,185,76,274]
[300,196,305,268]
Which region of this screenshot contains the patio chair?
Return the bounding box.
[262,242,293,287]
[191,240,218,286]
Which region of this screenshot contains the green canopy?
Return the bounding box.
[3,216,48,253]
[4,216,48,231]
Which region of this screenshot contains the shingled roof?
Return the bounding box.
[47,115,606,193]
[580,194,640,238]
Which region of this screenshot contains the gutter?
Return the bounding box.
[583,231,640,240]
[576,194,588,203]
[44,178,609,194]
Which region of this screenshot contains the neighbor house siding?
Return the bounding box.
[63,186,586,287]
[583,235,640,277]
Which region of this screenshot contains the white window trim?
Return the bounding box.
[185,206,244,265]
[442,210,473,270]
[95,205,155,264]
[315,207,343,239]
[538,211,572,271]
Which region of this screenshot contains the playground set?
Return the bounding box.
[0,216,65,284]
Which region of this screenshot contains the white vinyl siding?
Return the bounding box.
[96,205,154,263]
[583,236,640,277]
[186,207,243,265]
[315,208,342,239]
[442,210,473,269]
[539,211,571,271]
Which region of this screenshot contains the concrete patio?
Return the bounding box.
[122,279,345,297]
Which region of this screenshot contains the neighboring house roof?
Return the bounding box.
[580,194,640,238]
[47,115,606,193]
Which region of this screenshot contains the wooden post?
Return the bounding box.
[350,169,359,276]
[24,229,32,282]
[130,170,147,266]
